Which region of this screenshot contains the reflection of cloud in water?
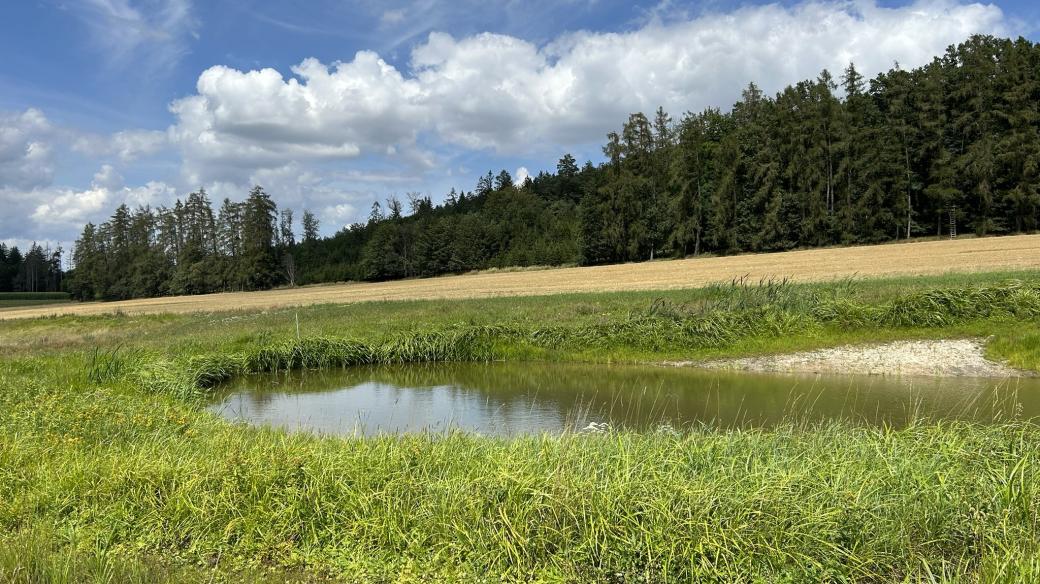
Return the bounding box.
[206,363,1040,437]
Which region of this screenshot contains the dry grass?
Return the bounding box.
[4,234,1040,320]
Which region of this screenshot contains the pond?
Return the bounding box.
[207,362,1040,436]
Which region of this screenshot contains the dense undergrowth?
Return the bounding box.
[4,275,1040,581]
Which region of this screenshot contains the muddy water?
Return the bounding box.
[207,362,1040,436]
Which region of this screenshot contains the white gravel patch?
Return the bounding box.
[693,339,1026,378]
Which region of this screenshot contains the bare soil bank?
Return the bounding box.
[693,339,1026,378]
[4,234,1040,320]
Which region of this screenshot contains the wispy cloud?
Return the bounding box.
[249,10,360,38]
[380,8,407,26]
[67,0,199,74]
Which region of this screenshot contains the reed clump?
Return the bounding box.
[130,330,509,397]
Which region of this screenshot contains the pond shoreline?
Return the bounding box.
[210,359,1040,436]
[677,338,1029,378]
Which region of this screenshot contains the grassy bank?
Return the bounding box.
[6,270,1040,361]
[3,272,1040,581]
[64,274,1040,397]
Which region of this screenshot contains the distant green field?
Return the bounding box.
[0,292,71,309]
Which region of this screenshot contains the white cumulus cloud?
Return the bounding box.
[9,0,1017,242]
[0,108,55,190]
[27,180,177,228]
[92,164,124,190]
[514,166,531,186]
[166,0,1010,187]
[73,129,169,162]
[31,186,112,226]
[168,54,428,184]
[2,162,175,245]
[408,0,1008,150]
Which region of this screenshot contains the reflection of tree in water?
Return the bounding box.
[211,363,1040,432]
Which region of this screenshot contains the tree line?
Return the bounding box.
[0,242,63,293]
[67,34,1039,299]
[67,187,320,300]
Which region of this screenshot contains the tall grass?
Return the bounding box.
[115,279,1040,399]
[85,345,140,384]
[3,368,1040,582]
[816,279,1040,328]
[0,529,334,583]
[0,531,197,584]
[5,276,1040,581]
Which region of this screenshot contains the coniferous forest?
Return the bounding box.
[0,242,63,293]
[66,35,1040,301]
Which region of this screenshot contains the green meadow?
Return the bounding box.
[3,271,1040,582]
[0,292,71,310]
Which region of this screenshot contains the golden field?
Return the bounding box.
[4,234,1040,320]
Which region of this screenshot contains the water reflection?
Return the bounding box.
[206,362,1040,436]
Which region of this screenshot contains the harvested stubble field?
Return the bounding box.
[5,233,1040,320]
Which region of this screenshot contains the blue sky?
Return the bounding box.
[1,0,1038,249]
